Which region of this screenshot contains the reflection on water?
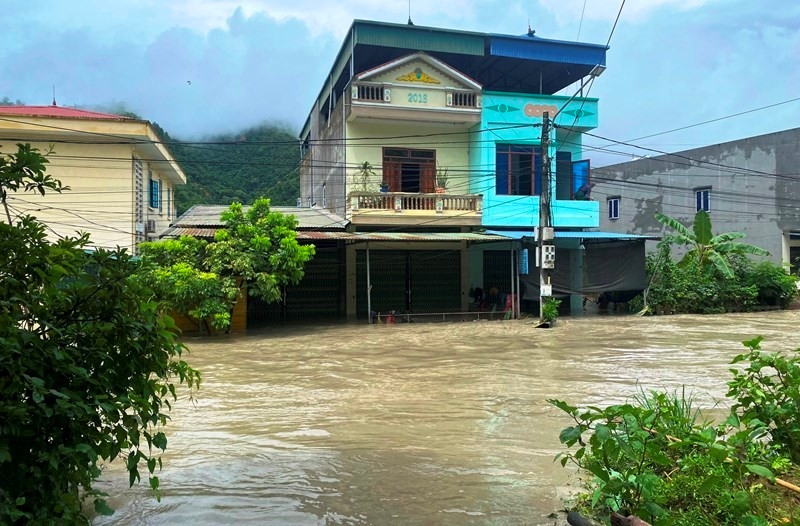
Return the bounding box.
[93,312,800,525]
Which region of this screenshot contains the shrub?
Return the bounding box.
[741,261,798,308]
[549,338,799,525]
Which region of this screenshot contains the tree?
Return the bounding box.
[206,198,316,303]
[0,97,24,106]
[0,145,200,523]
[169,123,301,215]
[355,160,376,192]
[140,198,315,332]
[0,143,66,224]
[138,236,240,333]
[655,210,769,278]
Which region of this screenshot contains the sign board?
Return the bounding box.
[540,283,552,297]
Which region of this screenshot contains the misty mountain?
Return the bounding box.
[152,123,301,215]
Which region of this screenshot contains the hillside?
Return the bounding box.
[151,122,301,215]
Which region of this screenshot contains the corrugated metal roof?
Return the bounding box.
[171,205,349,230]
[488,36,607,66]
[485,230,537,239]
[300,19,610,142]
[160,227,220,239]
[485,230,659,241]
[0,105,137,121]
[555,231,659,240]
[349,232,510,242]
[355,23,484,56]
[160,226,508,243]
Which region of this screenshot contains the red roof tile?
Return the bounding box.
[0,105,137,121]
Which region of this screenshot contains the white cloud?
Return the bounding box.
[165,0,480,38]
[538,0,717,24]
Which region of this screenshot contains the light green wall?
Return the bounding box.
[346,121,472,193]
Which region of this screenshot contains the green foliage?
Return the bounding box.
[0,143,67,223]
[138,237,240,332]
[655,210,769,278]
[644,238,796,314]
[542,297,561,323]
[436,163,449,190]
[0,146,199,523]
[728,337,800,463]
[740,261,799,308]
[207,198,316,303]
[355,161,376,192]
[0,96,24,106]
[550,338,800,525]
[160,123,301,215]
[140,198,315,332]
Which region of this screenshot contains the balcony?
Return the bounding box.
[349,192,482,227]
[347,81,482,126]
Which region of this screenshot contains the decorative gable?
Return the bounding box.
[356,52,482,91]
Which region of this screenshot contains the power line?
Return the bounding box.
[606,0,626,47]
[576,0,588,41]
[603,96,800,146]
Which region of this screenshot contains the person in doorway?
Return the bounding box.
[573,182,596,200]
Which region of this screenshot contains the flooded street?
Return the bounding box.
[94,312,800,525]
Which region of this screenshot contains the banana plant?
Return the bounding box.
[655,210,769,278]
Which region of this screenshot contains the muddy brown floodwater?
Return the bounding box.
[93,311,800,525]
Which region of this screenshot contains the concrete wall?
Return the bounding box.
[344,120,471,195]
[316,97,347,215]
[596,127,800,266]
[477,92,599,229]
[1,141,178,252]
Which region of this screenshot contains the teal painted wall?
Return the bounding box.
[475,92,599,229]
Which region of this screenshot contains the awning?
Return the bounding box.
[297,231,512,242]
[485,230,660,242]
[161,229,514,243]
[555,231,660,241]
[485,230,537,240]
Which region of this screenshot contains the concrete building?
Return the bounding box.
[596,127,800,271]
[0,105,185,253]
[298,20,644,320]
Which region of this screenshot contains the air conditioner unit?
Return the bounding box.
[145,219,157,233]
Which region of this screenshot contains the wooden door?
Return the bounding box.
[421,162,436,193]
[383,161,402,192]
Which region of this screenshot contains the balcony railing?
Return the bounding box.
[449,91,479,108]
[349,192,483,226]
[355,84,386,102]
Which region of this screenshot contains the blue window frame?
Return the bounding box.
[571,159,591,195]
[495,144,541,196]
[149,174,160,209]
[695,187,710,212]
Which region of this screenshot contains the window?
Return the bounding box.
[166,187,172,219]
[571,159,591,197]
[607,196,620,220]
[158,179,163,213]
[149,172,160,209]
[382,147,436,193]
[695,187,711,212]
[495,144,541,196]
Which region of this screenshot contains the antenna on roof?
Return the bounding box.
[52,85,57,106]
[407,0,414,25]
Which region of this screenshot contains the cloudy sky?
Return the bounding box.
[2,0,799,165]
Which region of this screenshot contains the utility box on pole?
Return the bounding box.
[538,111,554,322]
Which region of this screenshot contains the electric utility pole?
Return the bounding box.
[538,112,555,322]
